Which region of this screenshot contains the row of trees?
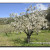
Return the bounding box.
[0,25,14,36]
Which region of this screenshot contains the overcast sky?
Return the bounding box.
[0,3,49,18]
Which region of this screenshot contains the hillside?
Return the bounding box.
[0,10,49,26]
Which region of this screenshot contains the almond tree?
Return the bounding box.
[11,5,48,43]
[1,25,14,36]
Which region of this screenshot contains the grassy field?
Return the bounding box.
[0,25,50,46]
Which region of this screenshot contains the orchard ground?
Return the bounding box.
[0,25,50,46]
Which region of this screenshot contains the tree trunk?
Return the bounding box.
[27,35,30,43]
[37,33,38,35]
[5,33,7,35]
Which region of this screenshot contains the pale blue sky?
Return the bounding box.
[0,3,49,18]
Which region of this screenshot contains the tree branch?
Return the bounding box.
[24,30,27,34]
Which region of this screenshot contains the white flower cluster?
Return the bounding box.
[11,5,48,34]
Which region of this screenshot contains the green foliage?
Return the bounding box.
[0,17,15,25]
[46,6,50,22]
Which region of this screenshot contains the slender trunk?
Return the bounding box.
[37,33,38,35]
[27,35,30,43]
[5,33,7,35]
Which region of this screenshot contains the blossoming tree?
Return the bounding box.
[11,5,48,43]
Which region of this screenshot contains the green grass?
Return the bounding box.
[0,30,50,46]
[0,25,50,46]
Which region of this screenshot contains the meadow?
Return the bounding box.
[0,25,50,46]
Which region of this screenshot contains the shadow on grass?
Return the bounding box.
[10,37,31,46]
[10,37,40,46]
[41,30,50,33]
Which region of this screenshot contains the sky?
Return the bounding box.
[0,3,49,18]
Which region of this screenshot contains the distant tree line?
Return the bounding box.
[0,17,15,25]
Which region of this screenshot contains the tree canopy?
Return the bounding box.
[10,5,48,43]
